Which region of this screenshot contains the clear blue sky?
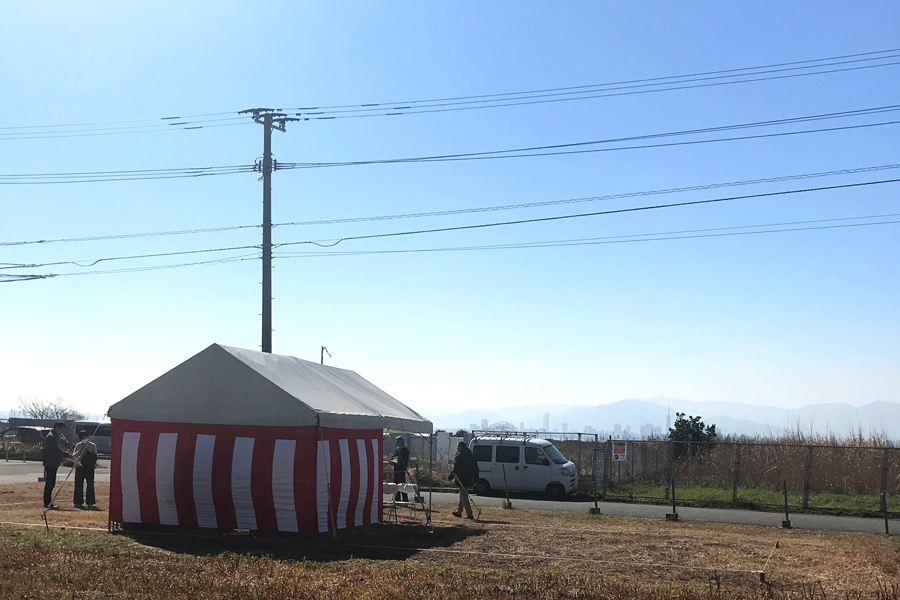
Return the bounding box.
[1,1,898,417]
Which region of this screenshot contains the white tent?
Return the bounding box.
[109,343,431,433]
[107,344,431,534]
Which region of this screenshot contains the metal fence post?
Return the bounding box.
[732,443,742,505]
[602,437,611,499]
[664,440,673,500]
[882,448,890,513]
[802,446,814,509]
[576,433,582,489]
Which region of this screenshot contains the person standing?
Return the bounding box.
[42,422,71,510]
[390,436,411,501]
[391,436,410,484]
[450,441,478,519]
[73,429,99,509]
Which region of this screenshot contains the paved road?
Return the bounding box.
[0,460,111,485]
[426,492,898,535]
[2,462,893,535]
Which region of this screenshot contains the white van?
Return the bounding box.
[73,421,112,455]
[468,436,576,499]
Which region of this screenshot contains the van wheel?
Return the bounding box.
[474,479,491,495]
[546,483,565,500]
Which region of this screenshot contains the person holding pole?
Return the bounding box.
[41,422,72,510]
[73,429,99,509]
[450,441,478,519]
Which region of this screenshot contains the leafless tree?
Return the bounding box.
[17,397,85,421]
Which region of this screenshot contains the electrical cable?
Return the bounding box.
[274,178,900,249]
[0,164,256,185]
[0,244,260,271]
[289,60,900,120]
[0,253,260,283]
[3,47,896,133]
[272,163,900,227]
[286,47,900,111]
[274,214,900,258]
[7,209,898,283]
[0,120,252,142]
[2,163,897,249]
[276,104,900,169]
[279,120,900,170]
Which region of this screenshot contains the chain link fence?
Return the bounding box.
[472,431,898,518]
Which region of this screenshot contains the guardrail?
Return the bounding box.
[3,442,28,463]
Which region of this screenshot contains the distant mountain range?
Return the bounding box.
[420,397,900,440]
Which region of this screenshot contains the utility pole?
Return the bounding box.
[239,108,299,353]
[321,346,331,365]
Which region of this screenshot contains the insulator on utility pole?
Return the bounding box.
[239,108,299,353]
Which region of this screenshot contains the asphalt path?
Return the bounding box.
[427,491,897,535]
[0,460,111,485]
[2,462,894,535]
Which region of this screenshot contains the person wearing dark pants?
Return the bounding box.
[450,441,479,519]
[73,429,99,509]
[391,436,411,501]
[42,422,71,510]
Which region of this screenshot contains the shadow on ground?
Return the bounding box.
[122,520,487,562]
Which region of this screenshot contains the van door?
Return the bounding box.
[494,445,522,491]
[523,446,553,492]
[471,443,494,488]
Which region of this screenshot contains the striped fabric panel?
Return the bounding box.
[120,432,141,523]
[231,437,257,530]
[272,439,298,532]
[155,433,179,526]
[193,434,217,528]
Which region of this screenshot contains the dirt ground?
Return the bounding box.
[1,480,898,599]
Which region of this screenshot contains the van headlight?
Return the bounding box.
[559,465,574,477]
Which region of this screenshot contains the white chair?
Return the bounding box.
[382,482,422,523]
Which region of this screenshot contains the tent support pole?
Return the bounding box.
[428,432,434,529]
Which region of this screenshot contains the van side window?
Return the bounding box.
[472,445,492,462]
[495,446,520,463]
[525,447,550,466]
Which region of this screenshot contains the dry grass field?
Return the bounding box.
[1,481,898,599]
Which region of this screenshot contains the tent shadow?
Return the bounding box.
[123,522,486,562]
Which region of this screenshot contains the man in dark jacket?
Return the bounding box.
[390,436,411,501]
[42,422,71,509]
[450,442,478,519]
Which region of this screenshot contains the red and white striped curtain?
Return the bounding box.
[109,419,383,533]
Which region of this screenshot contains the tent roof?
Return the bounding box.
[108,344,432,433]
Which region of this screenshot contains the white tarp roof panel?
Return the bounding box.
[108,344,432,434]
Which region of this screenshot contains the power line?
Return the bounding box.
[0,118,251,141]
[0,254,260,283]
[286,47,900,111]
[0,224,262,247]
[3,47,897,134]
[0,244,260,271]
[277,118,900,170]
[3,162,898,248]
[0,111,239,131]
[275,179,900,248]
[0,164,255,185]
[9,212,897,283]
[288,58,900,120]
[274,215,900,258]
[273,164,900,227]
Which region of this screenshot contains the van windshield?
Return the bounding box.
[542,444,568,465]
